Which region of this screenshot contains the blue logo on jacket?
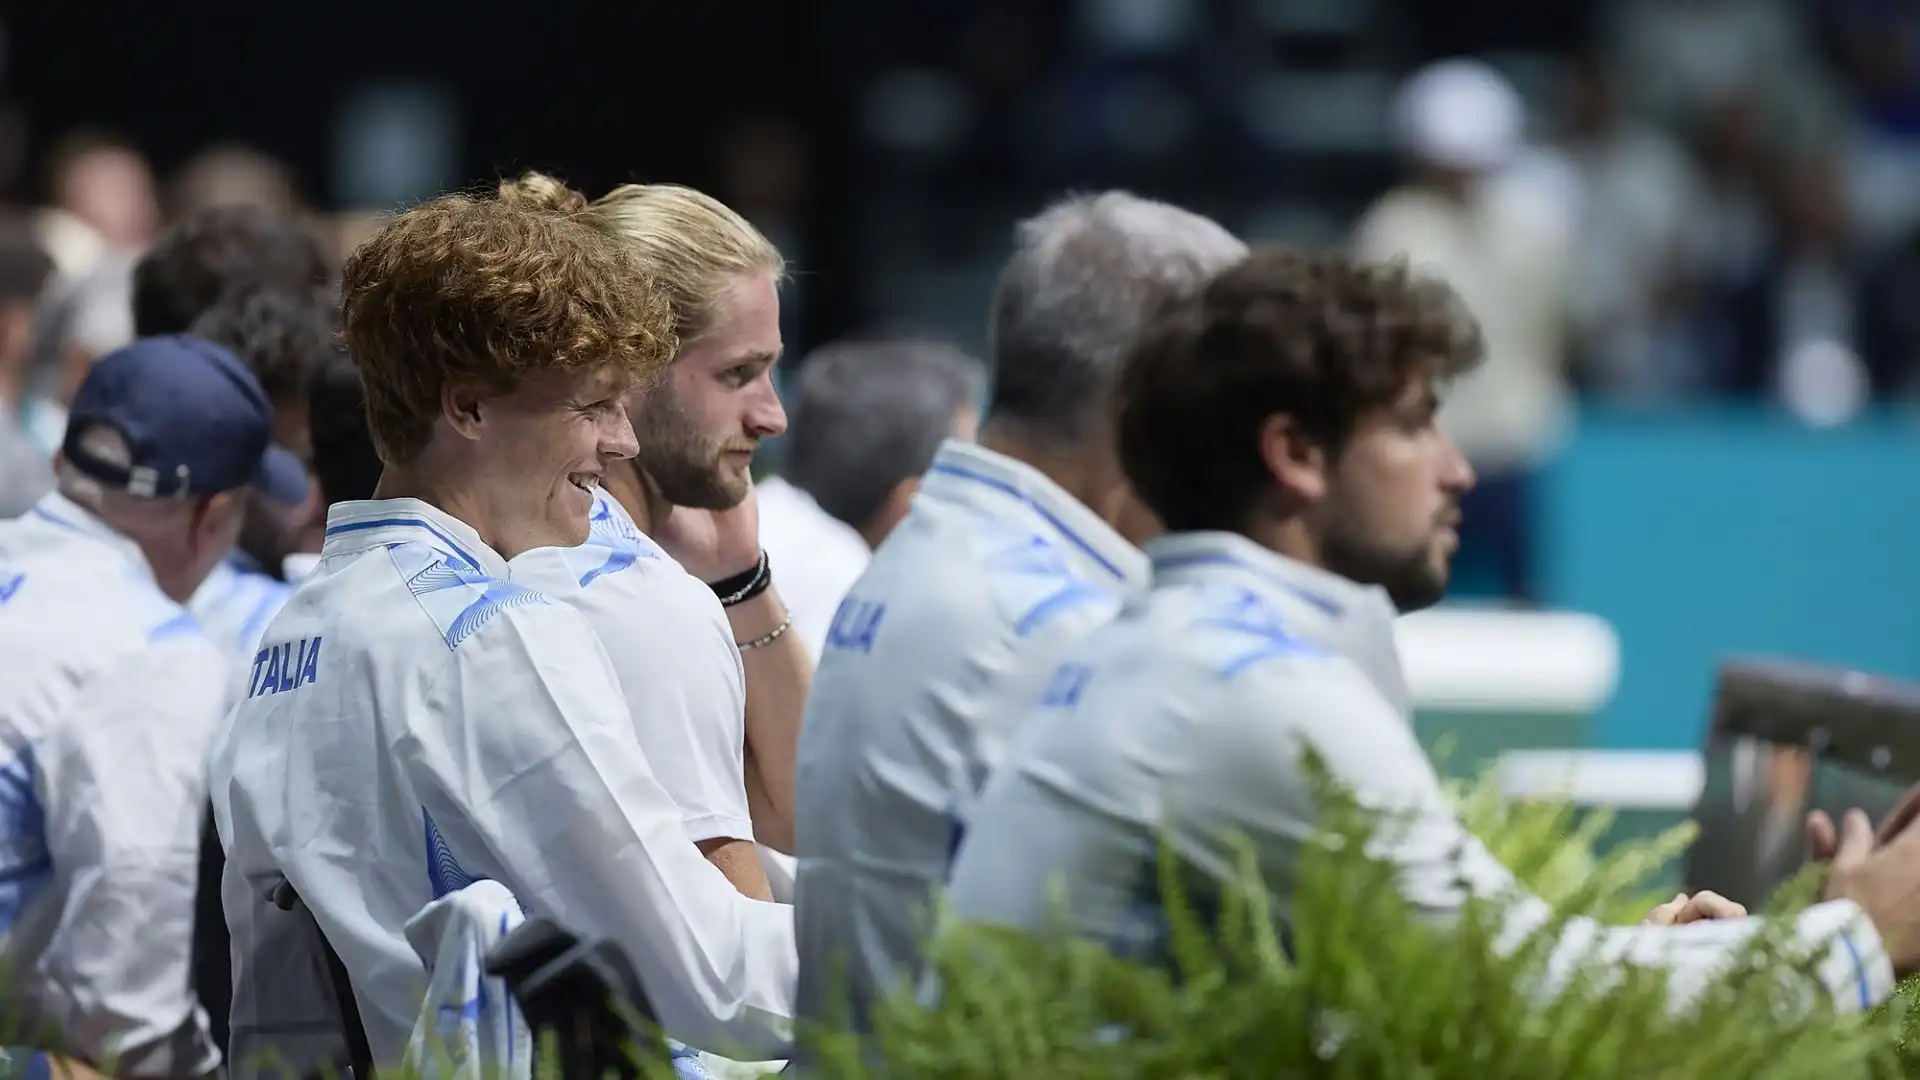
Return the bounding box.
[392,543,550,650]
[249,636,324,699]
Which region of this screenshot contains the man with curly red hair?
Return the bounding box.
[210,179,798,1078]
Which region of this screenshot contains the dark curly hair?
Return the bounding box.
[189,287,340,408]
[340,178,676,464]
[1115,246,1484,534]
[133,206,329,337]
[306,350,383,505]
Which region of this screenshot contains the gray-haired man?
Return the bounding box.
[791,192,1246,1046]
[758,338,987,662]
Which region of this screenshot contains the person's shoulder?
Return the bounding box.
[46,553,215,656]
[233,563,296,604]
[1134,578,1367,701]
[512,533,707,629]
[510,538,648,598]
[412,556,631,716]
[585,488,655,554]
[818,538,1002,668]
[965,510,1130,645]
[377,540,578,654]
[872,504,1120,633]
[46,601,230,736]
[1196,613,1394,756]
[191,559,295,653]
[815,519,1112,692]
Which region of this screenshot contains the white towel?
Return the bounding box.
[402,880,532,1080]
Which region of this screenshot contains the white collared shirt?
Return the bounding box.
[792,440,1150,1038]
[211,497,797,1076]
[0,492,226,1077]
[508,489,753,844]
[190,556,295,705]
[945,531,1894,1016]
[754,476,871,662]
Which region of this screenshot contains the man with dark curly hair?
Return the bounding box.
[132,206,329,340]
[184,289,340,688]
[132,208,334,702]
[946,246,1920,1020]
[210,179,798,1078]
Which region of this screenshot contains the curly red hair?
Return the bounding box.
[341,179,676,464]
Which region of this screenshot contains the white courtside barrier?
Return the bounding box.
[1395,606,1621,714]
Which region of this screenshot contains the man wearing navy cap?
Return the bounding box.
[0,334,303,1078]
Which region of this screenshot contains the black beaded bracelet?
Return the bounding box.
[711,550,771,607]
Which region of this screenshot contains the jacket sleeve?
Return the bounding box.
[1172,658,1893,1016]
[400,601,796,1059]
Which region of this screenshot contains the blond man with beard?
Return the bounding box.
[503,175,808,903]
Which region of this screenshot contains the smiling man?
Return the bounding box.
[503,176,807,903]
[209,179,797,1077]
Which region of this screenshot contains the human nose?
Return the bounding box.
[1438,426,1475,495]
[747,380,788,439]
[602,399,639,460]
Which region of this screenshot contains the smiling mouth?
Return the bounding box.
[568,473,600,496]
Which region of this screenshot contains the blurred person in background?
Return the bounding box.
[21,256,135,456]
[130,208,331,695]
[304,350,383,524]
[165,143,306,221]
[1355,58,1570,602]
[132,205,331,341]
[505,176,810,903]
[187,289,340,687]
[792,192,1245,1050]
[1602,0,1839,161]
[1705,154,1875,417]
[211,183,796,1077]
[35,131,160,269]
[1684,93,1783,298]
[190,289,335,557]
[0,335,305,1080]
[1551,51,1718,403]
[1856,218,1920,402]
[761,337,989,660]
[0,213,54,517]
[944,245,1920,1017]
[1823,0,1920,242]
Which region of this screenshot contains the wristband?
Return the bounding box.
[737,613,793,651]
[711,550,771,607]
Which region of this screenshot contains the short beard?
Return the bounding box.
[633,387,747,511]
[1320,526,1448,614]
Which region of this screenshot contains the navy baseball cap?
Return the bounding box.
[62,334,309,506]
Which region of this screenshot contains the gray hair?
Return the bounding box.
[782,338,987,533]
[985,191,1247,445]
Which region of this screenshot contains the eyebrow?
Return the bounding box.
[731,348,783,369]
